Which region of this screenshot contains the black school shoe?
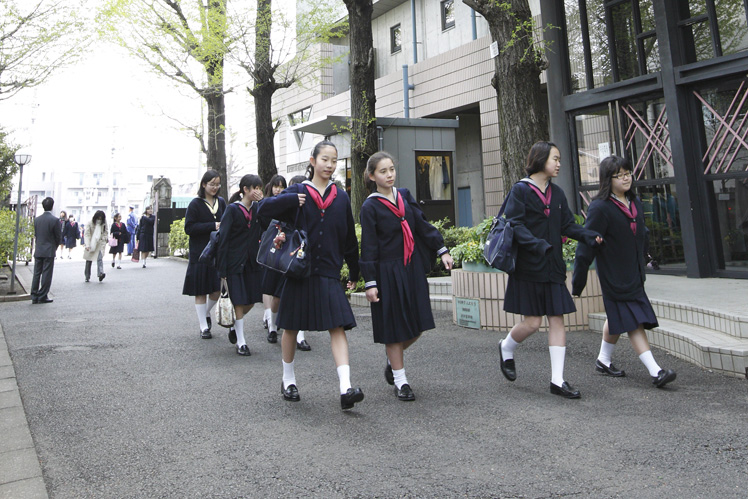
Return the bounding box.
[282,382,300,402]
[201,329,212,339]
[652,369,676,388]
[395,384,415,401]
[236,344,251,356]
[267,330,278,343]
[595,359,626,377]
[340,387,364,410]
[550,381,581,399]
[98,273,106,282]
[228,328,237,344]
[384,364,394,385]
[296,339,311,351]
[499,340,516,381]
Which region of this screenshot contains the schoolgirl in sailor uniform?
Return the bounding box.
[216,174,265,356]
[258,140,364,411]
[498,141,603,399]
[183,170,227,340]
[573,155,676,388]
[137,207,155,267]
[109,214,126,268]
[63,216,79,257]
[360,152,453,402]
[260,175,287,345]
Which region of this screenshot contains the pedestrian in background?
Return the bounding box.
[83,210,108,283]
[63,216,80,258]
[216,174,264,356]
[360,152,453,402]
[57,210,68,259]
[573,155,676,388]
[498,141,603,399]
[261,174,287,345]
[184,170,226,340]
[109,213,126,269]
[287,174,311,351]
[137,206,155,268]
[30,197,62,304]
[126,206,138,256]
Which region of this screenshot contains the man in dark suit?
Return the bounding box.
[31,197,62,304]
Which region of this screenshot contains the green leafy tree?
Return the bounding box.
[0,208,33,263]
[0,128,20,207]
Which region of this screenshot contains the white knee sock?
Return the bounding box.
[598,340,616,367]
[263,308,270,323]
[206,298,217,316]
[337,364,352,394]
[195,303,208,331]
[639,350,661,376]
[268,311,278,333]
[549,346,566,386]
[283,360,296,388]
[297,330,305,342]
[234,318,245,346]
[501,333,519,360]
[393,368,408,389]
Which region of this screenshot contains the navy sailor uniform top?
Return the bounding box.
[572,196,647,300]
[504,179,601,284]
[184,196,226,264]
[258,181,360,282]
[216,201,262,278]
[359,188,448,289]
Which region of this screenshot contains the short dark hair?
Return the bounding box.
[525,141,559,176]
[42,197,54,211]
[197,169,221,198]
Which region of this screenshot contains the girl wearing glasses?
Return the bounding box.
[498,141,603,399]
[183,170,226,340]
[572,155,676,388]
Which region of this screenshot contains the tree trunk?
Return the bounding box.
[205,91,228,200]
[462,0,548,189]
[252,0,279,185]
[344,0,378,221]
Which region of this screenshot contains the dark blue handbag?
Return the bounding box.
[198,231,219,266]
[256,209,310,279]
[483,194,517,273]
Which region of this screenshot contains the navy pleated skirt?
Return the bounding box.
[225,267,263,306]
[504,276,576,317]
[138,237,155,253]
[261,267,285,297]
[603,292,658,335]
[277,275,356,331]
[370,257,434,344]
[182,261,221,296]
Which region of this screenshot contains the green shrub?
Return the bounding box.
[0,209,33,264]
[449,217,494,266]
[169,218,189,258]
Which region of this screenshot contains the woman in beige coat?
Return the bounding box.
[83,210,109,282]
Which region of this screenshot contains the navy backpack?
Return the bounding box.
[483,193,517,273]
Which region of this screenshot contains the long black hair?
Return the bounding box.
[525,141,558,176]
[197,169,221,199]
[594,155,636,201]
[305,140,337,180]
[364,151,395,193]
[229,174,263,203]
[91,210,107,226]
[289,175,306,186]
[264,174,287,197]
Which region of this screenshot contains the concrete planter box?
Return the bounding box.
[451,268,604,332]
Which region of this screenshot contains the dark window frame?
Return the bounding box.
[390,24,402,54]
[441,0,455,31]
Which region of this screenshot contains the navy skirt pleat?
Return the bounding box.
[225,267,263,306]
[370,257,434,344]
[603,292,658,335]
[277,275,356,331]
[504,276,576,316]
[182,261,221,296]
[261,267,285,297]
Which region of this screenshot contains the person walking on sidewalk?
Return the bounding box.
[360,152,453,402]
[109,213,126,269]
[572,155,676,388]
[57,210,68,259]
[126,206,138,256]
[259,140,364,411]
[137,206,155,268]
[498,141,603,399]
[83,210,108,283]
[260,174,287,345]
[30,197,62,304]
[63,216,80,258]
[184,170,226,340]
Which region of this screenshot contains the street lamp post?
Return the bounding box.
[9,153,32,295]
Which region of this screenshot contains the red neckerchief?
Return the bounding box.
[610,196,637,235]
[305,184,337,216]
[376,191,415,266]
[526,182,552,217]
[236,202,253,228]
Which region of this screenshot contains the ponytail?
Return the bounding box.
[307,140,338,180]
[230,174,263,203]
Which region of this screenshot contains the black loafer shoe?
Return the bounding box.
[340,387,364,410]
[38,298,53,304]
[395,384,415,401]
[236,344,251,356]
[201,329,212,339]
[384,364,394,385]
[296,339,311,351]
[206,316,212,332]
[111,261,115,268]
[550,381,581,399]
[282,382,300,402]
[595,359,626,377]
[499,340,516,381]
[652,369,676,388]
[98,273,106,282]
[267,330,278,343]
[228,328,237,344]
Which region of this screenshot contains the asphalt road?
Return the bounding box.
[2,257,747,498]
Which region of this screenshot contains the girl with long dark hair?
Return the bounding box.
[259,140,363,410]
[184,170,227,340]
[498,141,603,399]
[261,174,288,344]
[109,213,126,268]
[216,174,264,355]
[137,206,155,268]
[572,155,676,388]
[83,210,108,283]
[360,151,453,401]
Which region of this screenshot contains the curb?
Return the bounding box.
[0,264,31,303]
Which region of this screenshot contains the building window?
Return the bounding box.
[289,107,312,148]
[441,0,455,31]
[390,24,402,53]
